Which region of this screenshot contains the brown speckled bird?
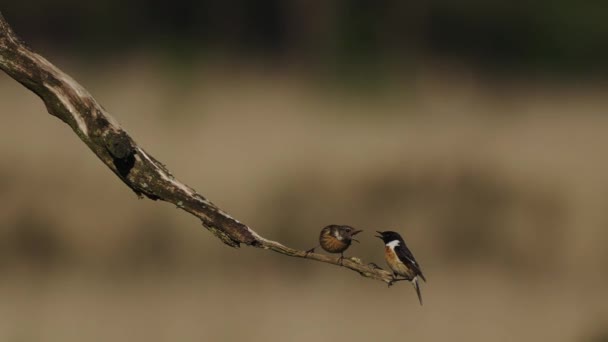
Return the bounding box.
[306,225,362,265]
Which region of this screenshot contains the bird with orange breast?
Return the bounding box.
[376,230,426,305]
[306,225,362,265]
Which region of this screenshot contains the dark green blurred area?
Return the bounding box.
[4,1,608,76]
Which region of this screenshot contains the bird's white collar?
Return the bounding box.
[386,240,400,248]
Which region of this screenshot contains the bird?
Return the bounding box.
[306,225,362,265]
[376,230,426,305]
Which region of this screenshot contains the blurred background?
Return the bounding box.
[1,2,608,341]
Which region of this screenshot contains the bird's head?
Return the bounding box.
[329,225,363,242]
[375,230,403,244]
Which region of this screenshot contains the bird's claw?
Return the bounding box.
[338,256,344,266]
[368,262,382,270]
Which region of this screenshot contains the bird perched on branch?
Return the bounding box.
[376,230,426,305]
[306,225,362,265]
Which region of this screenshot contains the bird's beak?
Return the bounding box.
[375,231,383,239]
[350,230,362,243]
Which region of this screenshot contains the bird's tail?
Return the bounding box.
[412,277,423,306]
[419,272,427,283]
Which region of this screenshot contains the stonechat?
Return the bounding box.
[307,225,362,265]
[376,230,426,305]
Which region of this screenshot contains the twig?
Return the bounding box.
[0,12,395,285]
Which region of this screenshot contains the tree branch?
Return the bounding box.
[0,12,395,284]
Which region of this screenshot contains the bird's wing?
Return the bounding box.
[395,243,418,266]
[396,244,425,280]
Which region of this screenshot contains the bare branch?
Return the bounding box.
[0,12,395,285]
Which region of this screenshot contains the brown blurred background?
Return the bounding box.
[1,2,608,341]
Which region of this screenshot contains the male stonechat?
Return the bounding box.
[376,230,426,305]
[307,225,362,265]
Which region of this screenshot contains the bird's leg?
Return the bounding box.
[338,252,344,266]
[393,278,411,283]
[388,273,410,287]
[391,278,409,283]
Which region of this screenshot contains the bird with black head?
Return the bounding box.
[376,230,426,305]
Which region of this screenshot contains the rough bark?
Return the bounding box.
[0,12,397,285]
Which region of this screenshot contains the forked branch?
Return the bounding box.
[0,12,395,284]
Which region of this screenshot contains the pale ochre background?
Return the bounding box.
[1,57,608,341]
